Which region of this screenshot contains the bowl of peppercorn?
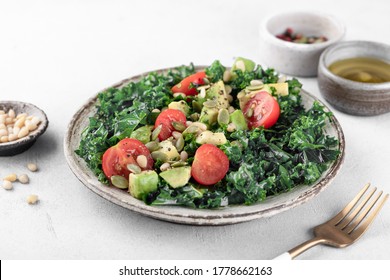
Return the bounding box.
[258,11,345,77]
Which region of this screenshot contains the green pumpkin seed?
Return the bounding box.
[246,84,264,91]
[111,175,129,189]
[190,113,199,121]
[246,108,254,118]
[171,161,188,167]
[217,108,230,125]
[152,124,162,140]
[250,80,264,86]
[192,101,202,113]
[127,164,141,174]
[202,77,210,84]
[175,136,184,152]
[224,85,232,95]
[183,125,200,135]
[203,99,218,108]
[151,151,168,162]
[172,121,186,132]
[145,141,159,152]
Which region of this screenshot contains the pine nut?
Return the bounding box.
[136,155,148,169]
[160,162,171,171]
[4,173,17,182]
[26,122,37,131]
[0,136,9,143]
[0,115,5,124]
[8,109,15,118]
[27,194,39,204]
[5,117,13,125]
[227,123,236,132]
[27,163,38,172]
[180,151,188,161]
[8,134,17,141]
[18,174,29,184]
[0,129,7,137]
[14,116,26,128]
[2,180,13,190]
[31,116,41,126]
[12,126,20,136]
[18,126,29,139]
[172,131,182,139]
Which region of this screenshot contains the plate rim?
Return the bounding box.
[64,66,345,226]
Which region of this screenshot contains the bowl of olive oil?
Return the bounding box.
[318,40,390,115]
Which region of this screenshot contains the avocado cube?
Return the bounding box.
[230,110,248,130]
[129,170,159,200]
[160,166,191,188]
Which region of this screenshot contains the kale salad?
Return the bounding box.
[76,58,340,209]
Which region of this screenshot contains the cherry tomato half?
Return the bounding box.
[102,138,154,180]
[243,91,280,129]
[171,71,206,96]
[154,109,187,141]
[191,144,229,185]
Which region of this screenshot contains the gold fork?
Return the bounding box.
[274,183,389,260]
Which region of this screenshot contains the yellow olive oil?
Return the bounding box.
[328,57,390,83]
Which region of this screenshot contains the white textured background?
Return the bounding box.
[0,0,389,259]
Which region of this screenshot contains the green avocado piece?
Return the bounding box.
[230,110,248,130]
[160,166,191,188]
[231,57,256,73]
[129,170,159,200]
[262,82,289,96]
[130,125,153,144]
[199,81,229,127]
[168,100,190,116]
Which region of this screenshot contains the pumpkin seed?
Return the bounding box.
[246,84,264,91]
[182,125,200,135]
[246,108,254,118]
[217,108,230,125]
[151,108,161,113]
[172,131,182,139]
[172,121,186,132]
[199,87,206,99]
[202,77,210,84]
[190,122,208,131]
[190,113,199,121]
[237,90,246,99]
[127,164,141,174]
[111,175,129,189]
[250,80,264,86]
[192,101,202,113]
[152,124,162,140]
[171,161,188,167]
[175,136,184,151]
[151,151,168,162]
[203,99,218,108]
[145,141,159,152]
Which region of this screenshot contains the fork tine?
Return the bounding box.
[344,190,382,233]
[328,183,370,225]
[337,187,376,229]
[350,193,389,240]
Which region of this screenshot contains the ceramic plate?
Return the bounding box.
[64,66,345,225]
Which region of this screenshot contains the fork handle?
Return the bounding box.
[273,237,325,260]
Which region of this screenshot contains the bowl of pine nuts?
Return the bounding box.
[0,101,49,156]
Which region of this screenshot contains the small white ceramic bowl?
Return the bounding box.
[258,11,345,77]
[318,40,390,116]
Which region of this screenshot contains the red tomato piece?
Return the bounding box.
[191,144,229,185]
[102,138,154,180]
[171,71,206,96]
[243,91,280,129]
[154,109,187,141]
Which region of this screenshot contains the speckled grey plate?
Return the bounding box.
[64,66,345,226]
[0,101,49,156]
